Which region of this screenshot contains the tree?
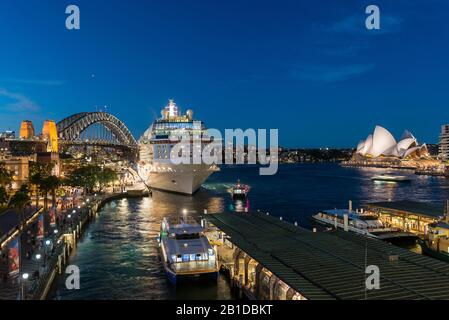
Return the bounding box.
[45,175,61,209]
[29,161,54,208]
[66,165,99,195]
[0,163,13,187]
[0,186,8,207]
[8,184,31,227]
[97,167,118,190]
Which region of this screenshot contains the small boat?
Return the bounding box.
[371,174,412,182]
[312,209,418,243]
[158,215,218,285]
[231,179,250,200]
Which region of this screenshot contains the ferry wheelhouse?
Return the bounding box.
[158,216,218,284]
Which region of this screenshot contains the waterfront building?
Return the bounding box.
[204,211,449,300]
[4,157,32,190]
[19,120,35,139]
[439,124,449,161]
[367,200,445,235]
[0,130,15,139]
[427,221,449,255]
[36,152,61,176]
[355,126,428,159]
[42,120,59,153]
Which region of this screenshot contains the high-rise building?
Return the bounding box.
[19,120,35,139]
[42,120,59,153]
[439,125,449,161]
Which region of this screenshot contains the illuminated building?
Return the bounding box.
[355,126,428,159]
[36,152,60,176]
[42,120,59,153]
[0,130,15,139]
[19,120,35,139]
[4,157,31,190]
[439,124,449,161]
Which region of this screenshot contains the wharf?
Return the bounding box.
[0,191,145,300]
[204,211,449,300]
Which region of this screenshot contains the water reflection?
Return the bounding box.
[50,164,449,300]
[51,194,232,300]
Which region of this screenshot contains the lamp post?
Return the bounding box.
[21,273,29,300]
[35,253,42,275]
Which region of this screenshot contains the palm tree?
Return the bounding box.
[29,161,54,208]
[8,184,32,228]
[45,176,61,209]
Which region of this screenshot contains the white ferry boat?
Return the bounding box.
[312,209,417,242]
[371,174,412,182]
[158,216,218,284]
[138,100,219,195]
[231,179,250,200]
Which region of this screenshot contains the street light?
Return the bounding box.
[35,254,42,274]
[68,214,72,218]
[72,210,76,214]
[45,239,51,246]
[54,229,58,234]
[21,273,29,300]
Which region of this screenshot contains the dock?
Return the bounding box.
[367,200,445,235]
[203,211,449,300]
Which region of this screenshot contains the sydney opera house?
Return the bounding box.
[355,126,429,159]
[348,126,433,168]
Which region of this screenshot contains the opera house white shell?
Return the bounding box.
[355,126,428,159]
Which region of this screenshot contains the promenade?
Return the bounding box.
[0,194,104,300]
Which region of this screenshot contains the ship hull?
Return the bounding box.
[148,163,216,195]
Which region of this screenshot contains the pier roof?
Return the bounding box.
[368,200,444,219]
[204,212,449,300]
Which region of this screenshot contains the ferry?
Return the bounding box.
[231,179,250,200]
[312,209,417,243]
[371,174,412,182]
[158,215,218,284]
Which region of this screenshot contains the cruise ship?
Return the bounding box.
[158,216,218,284]
[138,100,218,195]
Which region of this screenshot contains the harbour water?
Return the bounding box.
[50,163,449,299]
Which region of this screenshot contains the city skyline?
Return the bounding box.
[0,0,448,147]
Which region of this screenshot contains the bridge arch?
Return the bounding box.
[56,112,137,147]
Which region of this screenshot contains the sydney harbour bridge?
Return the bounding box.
[56,112,139,162]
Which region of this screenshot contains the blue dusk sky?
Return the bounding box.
[0,0,448,147]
